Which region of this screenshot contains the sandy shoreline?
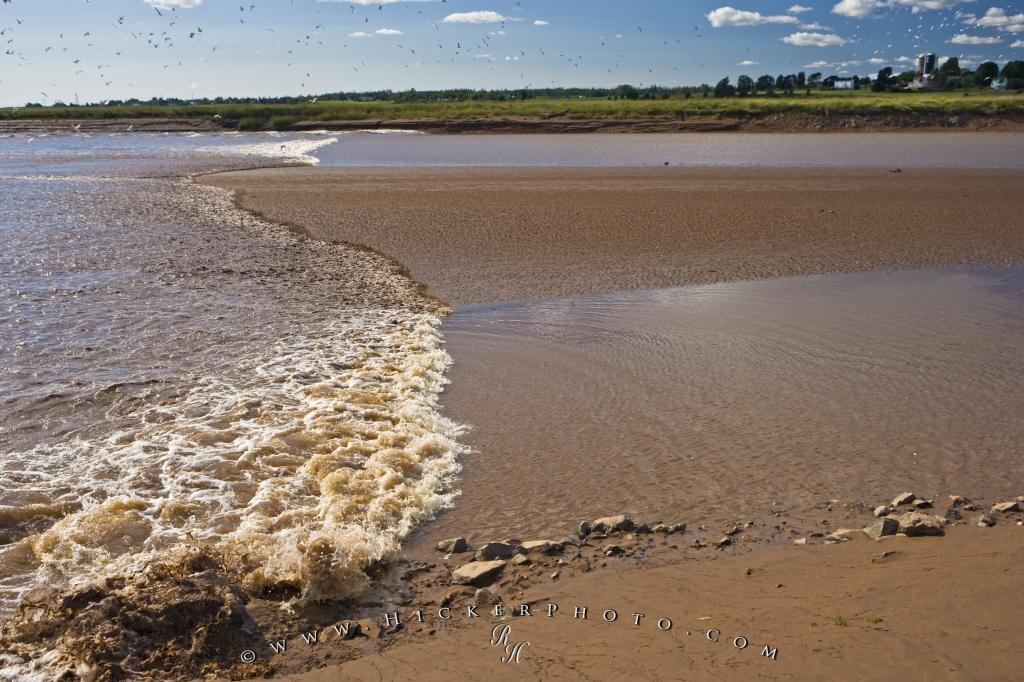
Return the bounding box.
[191,165,1024,680]
[204,166,1024,306]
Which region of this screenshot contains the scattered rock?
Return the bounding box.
[912,499,933,510]
[864,518,900,539]
[825,528,869,544]
[713,536,732,548]
[510,553,532,566]
[971,513,997,528]
[948,495,972,508]
[451,560,505,587]
[991,500,1021,514]
[604,545,625,557]
[792,537,807,546]
[474,542,518,562]
[473,588,501,607]
[873,505,891,518]
[898,512,946,537]
[520,540,561,555]
[435,538,469,554]
[668,523,687,534]
[891,492,917,507]
[590,515,635,535]
[724,525,741,536]
[576,521,592,538]
[944,508,963,521]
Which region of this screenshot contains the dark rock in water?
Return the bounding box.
[435,537,469,554]
[898,512,946,537]
[452,560,505,587]
[865,518,900,539]
[971,513,997,528]
[474,542,518,562]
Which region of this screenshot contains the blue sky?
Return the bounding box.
[1,0,1021,105]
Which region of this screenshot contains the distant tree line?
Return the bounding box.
[19,60,1024,108]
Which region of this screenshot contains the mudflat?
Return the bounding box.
[204,166,1024,305]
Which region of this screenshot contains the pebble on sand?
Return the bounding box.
[452,560,506,587]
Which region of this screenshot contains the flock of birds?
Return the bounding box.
[0,0,1012,106]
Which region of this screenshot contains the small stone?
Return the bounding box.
[948,495,972,508]
[474,542,518,562]
[792,537,807,545]
[944,508,962,521]
[452,560,505,587]
[891,492,917,507]
[972,513,997,528]
[510,553,531,566]
[590,515,635,534]
[473,588,501,607]
[550,571,560,580]
[898,512,946,537]
[872,505,891,518]
[576,521,592,538]
[521,540,561,555]
[651,524,670,533]
[635,524,651,534]
[713,536,732,548]
[912,499,933,509]
[825,528,868,544]
[991,500,1021,514]
[667,523,687,534]
[864,518,900,539]
[604,544,625,557]
[724,525,741,536]
[435,537,468,554]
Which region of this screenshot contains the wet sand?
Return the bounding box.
[204,166,1024,306]
[279,526,1024,681]
[196,166,1024,680]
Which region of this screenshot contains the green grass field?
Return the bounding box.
[3,90,1022,125]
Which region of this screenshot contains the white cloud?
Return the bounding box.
[868,56,887,63]
[443,10,507,24]
[143,0,202,7]
[833,0,968,18]
[348,31,372,38]
[374,28,403,35]
[782,31,847,45]
[533,19,550,26]
[832,0,883,18]
[800,22,831,29]
[968,7,1024,33]
[707,7,800,27]
[473,54,493,59]
[890,0,967,12]
[805,59,833,67]
[789,4,814,12]
[738,59,759,65]
[324,0,438,4]
[895,55,915,62]
[950,33,1003,44]
[1012,38,1024,47]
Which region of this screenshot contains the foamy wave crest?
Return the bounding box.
[205,136,338,165]
[0,310,465,605]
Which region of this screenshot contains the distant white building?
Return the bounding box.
[833,78,856,90]
[992,78,1008,91]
